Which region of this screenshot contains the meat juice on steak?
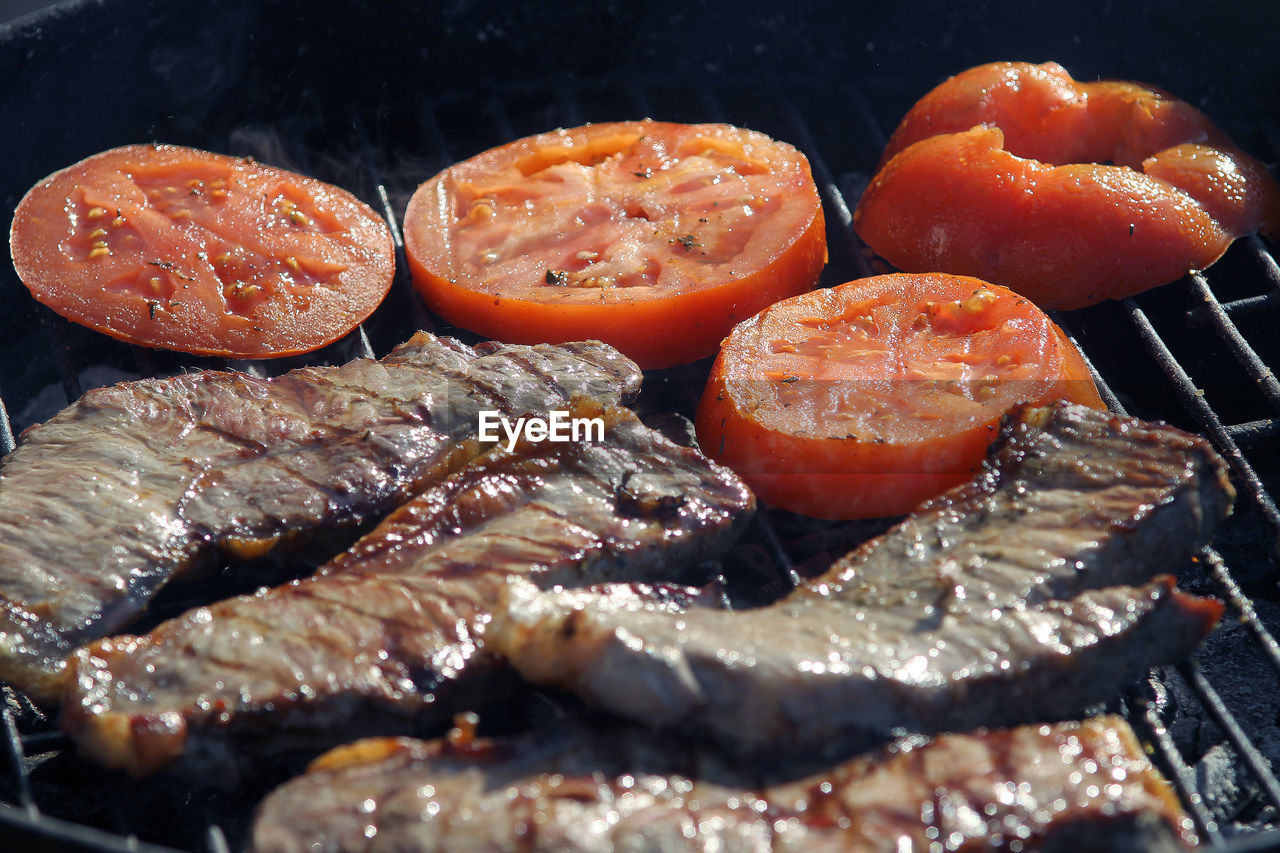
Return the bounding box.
[247,715,1194,852]
[0,332,640,704]
[61,403,753,779]
[493,402,1231,757]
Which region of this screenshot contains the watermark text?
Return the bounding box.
[478,410,605,452]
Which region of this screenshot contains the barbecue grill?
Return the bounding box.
[3,0,1280,849]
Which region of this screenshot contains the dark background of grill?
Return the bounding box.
[2,0,1280,850]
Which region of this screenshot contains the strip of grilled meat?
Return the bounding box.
[61,403,753,779]
[248,715,1194,852]
[493,402,1231,757]
[0,333,640,704]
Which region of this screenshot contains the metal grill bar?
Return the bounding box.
[1213,293,1279,317]
[1251,236,1280,293]
[1131,692,1225,845]
[1,707,34,813]
[1179,660,1280,811]
[1202,547,1280,674]
[346,104,415,361]
[1053,320,1129,412]
[205,827,230,853]
[1123,298,1280,548]
[1184,271,1280,411]
[1225,418,1280,447]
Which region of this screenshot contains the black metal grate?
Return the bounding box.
[1,55,1279,852]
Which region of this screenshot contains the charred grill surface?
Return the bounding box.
[493,402,1232,757]
[247,715,1194,853]
[0,333,641,705]
[60,404,753,780]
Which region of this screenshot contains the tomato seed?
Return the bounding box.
[962,288,998,314]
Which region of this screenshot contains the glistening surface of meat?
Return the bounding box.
[494,402,1231,755]
[62,404,753,779]
[0,332,641,704]
[248,715,1194,852]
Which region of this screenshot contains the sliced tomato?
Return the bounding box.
[10,143,395,358]
[695,273,1105,519]
[402,121,826,369]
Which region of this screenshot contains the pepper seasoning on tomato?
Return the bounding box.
[403,120,827,369]
[10,143,395,358]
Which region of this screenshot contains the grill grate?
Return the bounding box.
[1,61,1279,852]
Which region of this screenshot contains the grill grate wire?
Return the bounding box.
[0,67,1278,851]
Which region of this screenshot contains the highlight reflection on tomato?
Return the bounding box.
[10,143,395,358]
[696,273,1104,519]
[403,120,827,369]
[855,62,1280,310]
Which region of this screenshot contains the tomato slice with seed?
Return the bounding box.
[695,273,1105,519]
[402,121,827,369]
[10,143,395,358]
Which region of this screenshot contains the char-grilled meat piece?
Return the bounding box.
[493,402,1232,756]
[0,333,640,704]
[61,404,753,778]
[248,715,1194,852]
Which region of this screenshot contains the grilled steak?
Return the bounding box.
[61,404,753,779]
[0,332,640,704]
[493,402,1232,756]
[247,715,1194,852]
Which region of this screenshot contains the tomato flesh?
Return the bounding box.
[10,144,395,358]
[404,121,826,369]
[696,273,1105,519]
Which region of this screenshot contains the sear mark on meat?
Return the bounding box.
[0,332,640,704]
[61,403,753,779]
[247,715,1195,852]
[492,402,1233,758]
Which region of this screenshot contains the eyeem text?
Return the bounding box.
[478,410,605,452]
